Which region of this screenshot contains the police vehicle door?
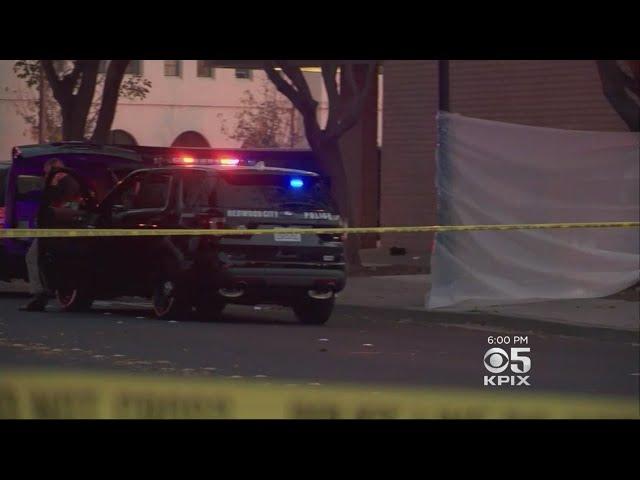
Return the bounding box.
[99,171,176,288]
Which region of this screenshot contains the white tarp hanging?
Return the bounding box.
[427,112,640,310]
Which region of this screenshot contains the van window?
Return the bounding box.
[16,175,44,200]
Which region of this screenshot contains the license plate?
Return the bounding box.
[274,233,302,242]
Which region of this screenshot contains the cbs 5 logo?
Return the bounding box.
[483,347,531,374]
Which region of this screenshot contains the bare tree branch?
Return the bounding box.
[92,60,130,143]
[327,61,377,139]
[72,60,100,138]
[58,60,83,95]
[321,62,340,133]
[264,62,305,112]
[280,62,317,111]
[344,64,358,99]
[597,60,640,131]
[41,60,68,105]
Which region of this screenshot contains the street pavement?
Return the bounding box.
[0,290,637,401]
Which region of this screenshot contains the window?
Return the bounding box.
[164,60,181,77]
[235,68,252,79]
[182,173,216,211]
[16,175,44,200]
[125,60,142,75]
[112,173,172,211]
[197,60,215,78]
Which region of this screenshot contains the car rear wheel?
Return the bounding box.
[152,279,189,320]
[293,297,335,325]
[55,287,93,312]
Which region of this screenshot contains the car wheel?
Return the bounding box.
[152,279,189,320]
[55,287,93,312]
[194,299,226,322]
[293,297,335,325]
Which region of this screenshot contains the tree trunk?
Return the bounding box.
[68,108,89,140]
[314,137,362,268]
[596,60,640,131]
[92,60,130,143]
[60,104,75,141]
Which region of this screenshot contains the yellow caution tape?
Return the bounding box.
[0,369,637,419]
[0,222,638,238]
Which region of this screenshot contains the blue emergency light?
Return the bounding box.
[290,178,304,189]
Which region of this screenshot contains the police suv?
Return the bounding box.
[39,153,346,324]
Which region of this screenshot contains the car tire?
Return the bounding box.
[55,287,94,312]
[152,278,189,320]
[293,297,335,325]
[194,299,226,322]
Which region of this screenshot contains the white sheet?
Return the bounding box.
[427,112,640,310]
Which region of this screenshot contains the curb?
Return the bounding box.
[335,304,638,343]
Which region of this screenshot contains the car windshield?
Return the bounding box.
[184,172,335,212]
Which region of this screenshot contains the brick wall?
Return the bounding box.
[380,60,630,254]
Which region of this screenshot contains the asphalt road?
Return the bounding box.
[0,291,638,400]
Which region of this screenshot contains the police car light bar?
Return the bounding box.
[168,157,241,166]
[219,158,240,166]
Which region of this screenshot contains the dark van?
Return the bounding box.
[0,142,144,282]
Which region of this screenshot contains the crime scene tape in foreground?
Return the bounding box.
[0,221,638,238]
[0,369,637,419]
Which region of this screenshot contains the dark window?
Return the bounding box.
[235,68,252,80]
[182,173,216,211]
[197,60,215,78]
[112,173,172,211]
[125,60,142,75]
[164,60,181,77]
[16,175,44,200]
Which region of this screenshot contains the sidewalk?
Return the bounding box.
[337,274,639,338]
[353,247,430,276]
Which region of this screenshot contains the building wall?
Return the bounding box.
[380,60,630,254]
[112,61,327,148]
[0,60,328,156]
[0,61,34,157]
[380,61,439,253]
